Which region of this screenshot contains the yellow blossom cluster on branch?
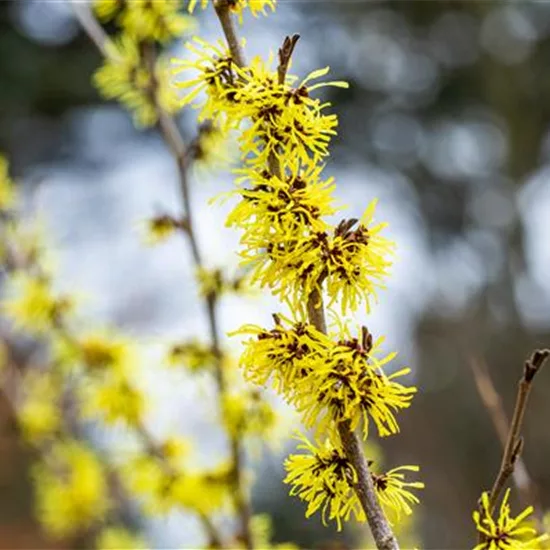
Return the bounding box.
[188,0,276,21]
[2,0,546,547]
[169,0,425,537]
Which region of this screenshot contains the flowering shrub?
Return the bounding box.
[0,1,548,549]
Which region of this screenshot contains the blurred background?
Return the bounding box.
[1,0,550,548]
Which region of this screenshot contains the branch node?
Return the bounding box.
[277,34,300,85]
[511,436,524,464]
[524,348,549,382]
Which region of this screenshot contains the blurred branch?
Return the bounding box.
[141,41,252,549]
[71,3,253,546]
[70,0,114,58]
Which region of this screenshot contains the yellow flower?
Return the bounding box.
[160,436,192,468]
[170,465,232,514]
[93,0,122,21]
[222,390,277,440]
[2,273,72,334]
[55,330,135,374]
[284,432,364,531]
[0,155,15,210]
[190,121,236,172]
[232,313,333,394]
[165,338,215,371]
[233,60,348,168]
[94,35,180,127]
[324,202,394,314]
[187,0,207,13]
[474,489,549,550]
[119,0,196,43]
[18,371,61,444]
[142,214,186,245]
[372,465,424,522]
[196,266,224,298]
[82,373,145,426]
[295,326,416,439]
[33,441,109,537]
[124,456,231,516]
[188,0,276,20]
[96,527,148,550]
[227,161,337,248]
[172,37,243,129]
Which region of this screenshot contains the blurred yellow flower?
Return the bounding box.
[0,155,15,210]
[19,372,61,444]
[94,35,180,127]
[2,273,72,334]
[96,527,148,550]
[55,330,136,375]
[33,441,109,537]
[82,373,145,426]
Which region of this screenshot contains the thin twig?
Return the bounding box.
[487,349,549,510]
[213,0,245,68]
[307,288,399,550]
[277,34,300,85]
[70,0,114,58]
[475,349,549,545]
[71,4,253,547]
[469,357,542,523]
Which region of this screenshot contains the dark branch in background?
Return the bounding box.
[476,348,549,544]
[72,5,253,548]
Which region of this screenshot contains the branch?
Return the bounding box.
[306,288,399,550]
[469,356,541,520]
[487,349,549,510]
[70,0,113,58]
[71,5,252,547]
[473,349,549,545]
[213,0,245,67]
[210,6,398,547]
[277,34,300,85]
[142,40,253,550]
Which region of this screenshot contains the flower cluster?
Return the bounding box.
[174,46,347,166]
[284,434,423,531]
[94,34,181,127]
[33,440,110,537]
[94,0,195,43]
[188,0,276,21]
[236,316,416,441]
[172,1,423,533]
